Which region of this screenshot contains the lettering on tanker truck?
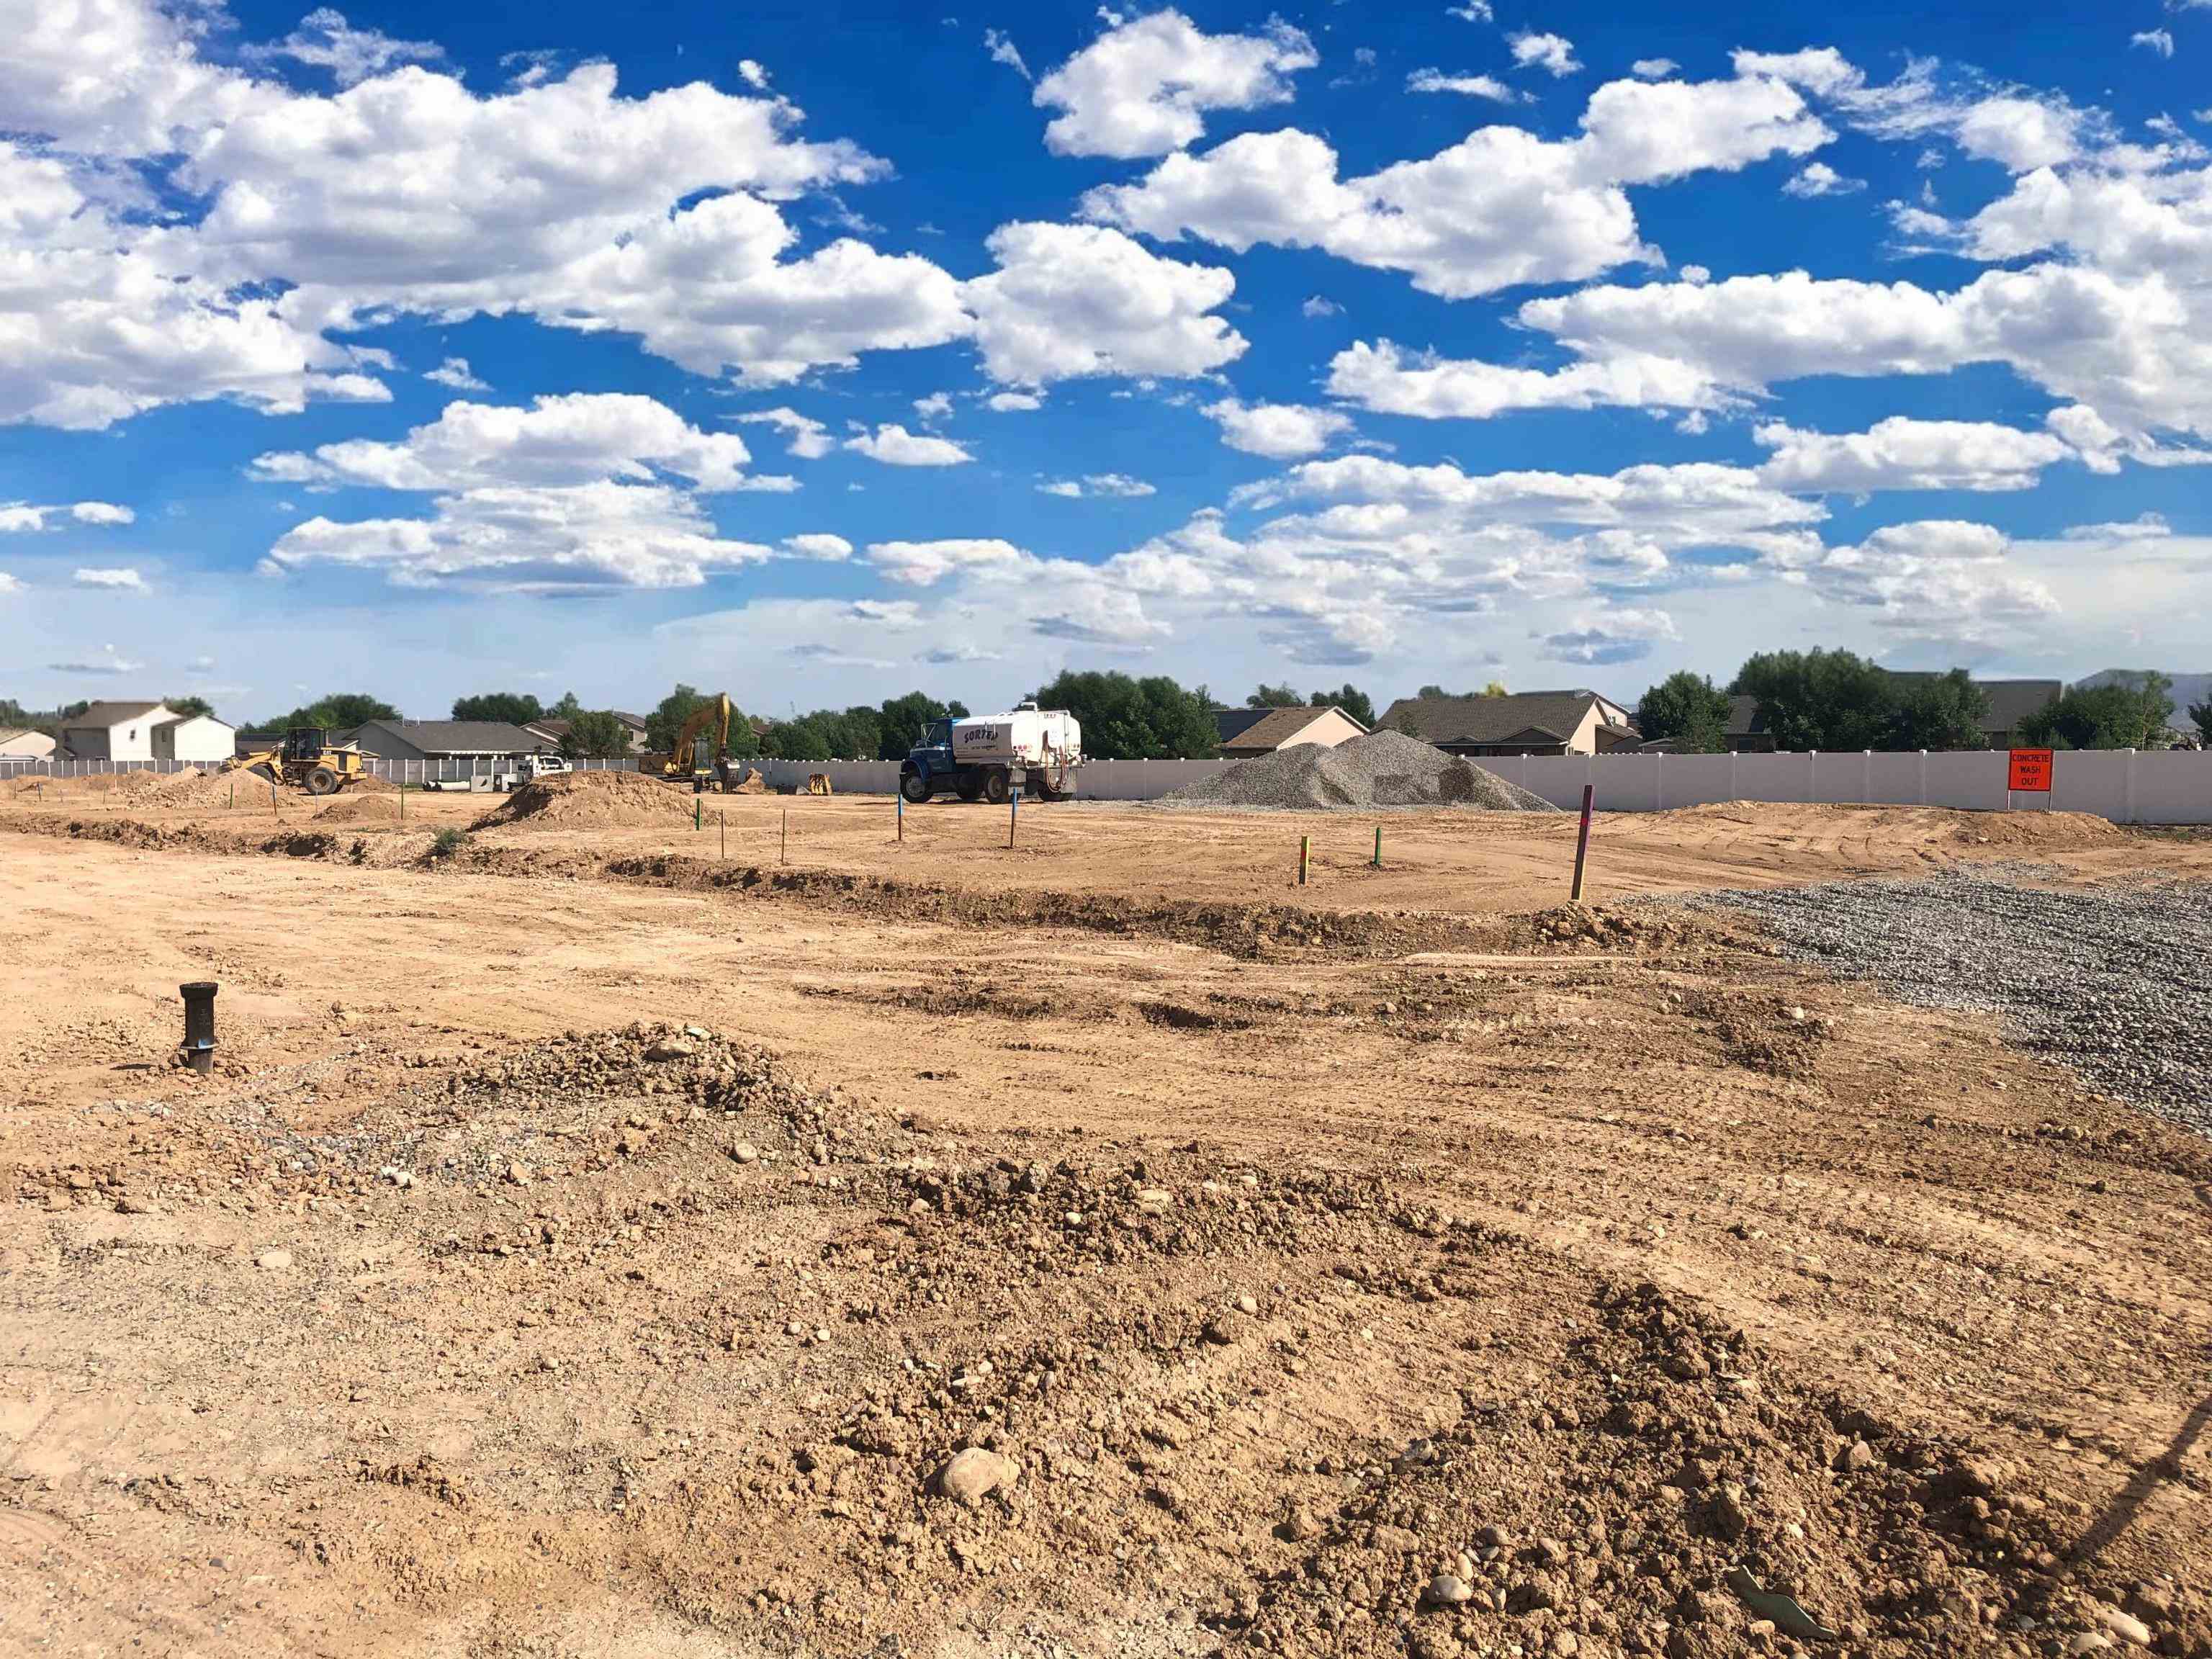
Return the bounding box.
[957,725,1002,747]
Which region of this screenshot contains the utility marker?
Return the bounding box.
[1298,834,1310,886]
[1570,783,1594,902]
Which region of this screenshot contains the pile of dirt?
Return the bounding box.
[316,793,403,824]
[1163,729,1558,811]
[150,767,257,807]
[349,771,398,792]
[469,768,696,830]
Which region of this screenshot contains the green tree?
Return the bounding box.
[560,710,633,758]
[1030,669,1217,758]
[451,691,544,724]
[1636,671,1732,752]
[874,691,971,760]
[1414,683,1450,701]
[762,716,833,760]
[2190,699,2212,745]
[2019,675,2174,750]
[161,693,215,719]
[1884,670,1992,750]
[550,691,583,719]
[1481,680,1509,698]
[644,685,711,754]
[821,705,882,760]
[266,692,400,731]
[1308,683,1376,726]
[1730,649,1897,751]
[1247,682,1301,708]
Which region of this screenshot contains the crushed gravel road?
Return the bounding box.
[1697,866,2212,1135]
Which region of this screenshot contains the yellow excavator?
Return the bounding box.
[659,694,732,788]
[227,727,372,796]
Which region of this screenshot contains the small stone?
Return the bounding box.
[1425,1573,1474,1607]
[1235,1293,1258,1316]
[1707,1483,1750,1541]
[1201,1318,1234,1345]
[2092,1608,2152,1647]
[1277,1506,1322,1542]
[1838,1438,1876,1473]
[2068,1634,2115,1655]
[505,1162,530,1186]
[730,1141,759,1164]
[935,1447,1018,1506]
[255,1249,293,1270]
[645,1038,694,1061]
[1136,1187,1174,1214]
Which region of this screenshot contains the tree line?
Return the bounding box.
[1638,651,2192,752]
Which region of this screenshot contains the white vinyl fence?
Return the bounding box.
[10,748,2208,822]
[752,749,2212,824]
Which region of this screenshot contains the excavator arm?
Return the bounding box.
[667,694,732,776]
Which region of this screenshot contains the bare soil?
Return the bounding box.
[1,793,2207,1658]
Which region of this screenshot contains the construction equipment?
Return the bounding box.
[899,701,1082,804]
[227,727,371,796]
[658,694,732,786]
[806,773,833,796]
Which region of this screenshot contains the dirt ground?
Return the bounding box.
[2,786,2208,1658]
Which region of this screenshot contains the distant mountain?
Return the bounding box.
[2074,670,2212,718]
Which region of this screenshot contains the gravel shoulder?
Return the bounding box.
[1696,866,2212,1136]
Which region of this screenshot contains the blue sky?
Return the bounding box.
[2,0,2208,721]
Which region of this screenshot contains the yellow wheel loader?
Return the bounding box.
[227,727,372,796]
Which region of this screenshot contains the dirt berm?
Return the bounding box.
[472,768,698,830]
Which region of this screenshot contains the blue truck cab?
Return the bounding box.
[901,719,963,801]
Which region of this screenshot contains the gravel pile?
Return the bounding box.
[1161,729,1557,811]
[1697,868,2212,1135]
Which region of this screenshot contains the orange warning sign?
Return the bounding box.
[2008,748,2054,792]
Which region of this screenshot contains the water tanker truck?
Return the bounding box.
[899,701,1082,804]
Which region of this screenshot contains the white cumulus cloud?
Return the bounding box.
[1509,32,1581,76]
[844,424,974,466]
[1030,10,1316,158]
[1203,398,1355,459]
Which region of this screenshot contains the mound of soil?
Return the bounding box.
[1164,729,1557,811]
[470,768,697,830]
[150,767,256,807]
[316,793,403,824]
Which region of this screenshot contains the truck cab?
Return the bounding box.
[900,719,963,803]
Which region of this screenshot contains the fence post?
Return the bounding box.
[1809,750,1817,804]
[1919,750,1928,806]
[1863,750,1872,806]
[2125,748,2137,824]
[1655,751,1665,811]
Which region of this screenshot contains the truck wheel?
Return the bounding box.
[306,765,340,796]
[956,775,984,803]
[983,768,1010,806]
[899,771,932,804]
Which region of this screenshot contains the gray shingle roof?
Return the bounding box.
[355,719,549,754]
[1214,708,1272,745]
[62,701,166,727]
[1380,692,1602,747]
[1220,708,1331,752]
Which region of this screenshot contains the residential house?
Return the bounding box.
[1215,706,1370,757]
[343,719,554,765]
[149,711,235,763]
[526,711,650,753]
[60,701,174,761]
[0,727,55,760]
[1380,690,1640,757]
[1713,678,2062,752]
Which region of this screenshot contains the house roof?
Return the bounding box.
[1220,707,1331,752]
[1727,678,2062,742]
[356,718,549,753]
[61,700,166,727]
[1722,695,1771,738]
[609,711,648,729]
[1380,691,1607,747]
[526,718,572,738]
[1214,707,1272,745]
[0,727,46,743]
[150,711,233,729]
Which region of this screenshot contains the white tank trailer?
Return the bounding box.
[899,701,1083,804]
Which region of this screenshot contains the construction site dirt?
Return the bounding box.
[3,787,2209,1659]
